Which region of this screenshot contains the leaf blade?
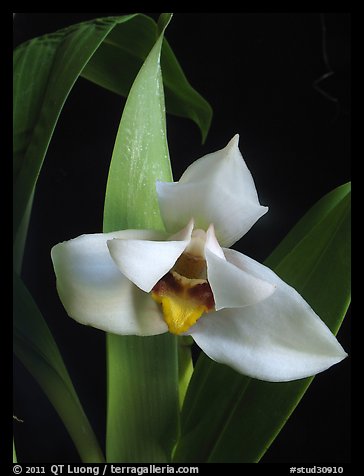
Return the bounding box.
[80,16,212,143]
[13,14,212,241]
[13,15,134,238]
[103,17,180,463]
[13,13,209,463]
[13,273,105,463]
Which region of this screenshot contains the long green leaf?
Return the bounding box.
[13,273,105,463]
[80,17,212,143]
[13,438,17,463]
[13,14,212,240]
[174,183,351,463]
[103,14,179,463]
[13,15,135,462]
[13,13,211,462]
[13,15,130,239]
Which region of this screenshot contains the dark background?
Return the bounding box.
[13,13,351,463]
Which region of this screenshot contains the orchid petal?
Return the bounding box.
[189,249,347,381]
[156,135,268,246]
[107,222,193,293]
[51,232,168,336]
[204,225,275,310]
[205,253,276,311]
[205,224,225,259]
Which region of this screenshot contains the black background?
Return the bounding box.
[13,12,351,463]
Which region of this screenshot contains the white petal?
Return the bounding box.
[156,135,268,246]
[107,222,193,293]
[51,232,167,336]
[205,224,225,259]
[205,251,276,311]
[189,250,347,381]
[204,225,275,309]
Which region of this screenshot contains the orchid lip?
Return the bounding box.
[151,270,215,335]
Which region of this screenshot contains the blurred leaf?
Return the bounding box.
[13,13,212,241]
[13,190,34,275]
[13,273,105,463]
[103,14,180,463]
[174,183,351,463]
[13,438,17,463]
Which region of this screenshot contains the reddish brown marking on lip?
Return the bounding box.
[152,271,215,311]
[152,272,182,295]
[188,282,215,311]
[151,250,216,333]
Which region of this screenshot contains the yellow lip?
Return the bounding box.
[151,271,215,335]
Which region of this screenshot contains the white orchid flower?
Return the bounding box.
[51,135,347,382]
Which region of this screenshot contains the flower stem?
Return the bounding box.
[178,336,194,408]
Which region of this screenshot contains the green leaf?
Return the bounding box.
[13,15,134,462]
[103,28,172,231]
[174,183,351,463]
[81,17,212,143]
[103,15,180,463]
[13,13,209,461]
[13,13,212,241]
[13,438,17,463]
[13,14,129,240]
[13,190,35,274]
[13,273,105,463]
